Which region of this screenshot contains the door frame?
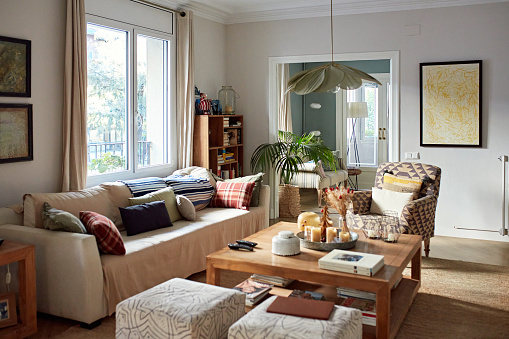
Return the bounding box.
[268,51,400,218]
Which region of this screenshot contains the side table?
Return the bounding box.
[347,167,362,190]
[0,240,37,338]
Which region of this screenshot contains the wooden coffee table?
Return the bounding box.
[207,221,421,339]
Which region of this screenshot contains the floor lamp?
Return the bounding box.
[347,101,368,169]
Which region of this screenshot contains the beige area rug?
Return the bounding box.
[54,258,509,339]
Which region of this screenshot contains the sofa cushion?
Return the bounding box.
[176,195,196,221]
[214,173,264,207]
[370,187,414,216]
[382,173,422,199]
[120,177,167,197]
[164,175,215,211]
[210,182,255,210]
[24,186,116,229]
[41,202,87,233]
[80,211,126,255]
[129,187,182,223]
[119,201,173,236]
[172,166,217,186]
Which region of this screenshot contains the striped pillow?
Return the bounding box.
[120,177,167,197]
[209,182,255,210]
[382,173,422,199]
[80,211,126,255]
[164,175,215,210]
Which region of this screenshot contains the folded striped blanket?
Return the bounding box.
[164,175,215,210]
[120,177,167,197]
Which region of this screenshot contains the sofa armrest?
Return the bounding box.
[0,225,106,324]
[400,195,437,240]
[350,190,372,214]
[258,185,270,228]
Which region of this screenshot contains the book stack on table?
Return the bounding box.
[233,279,272,306]
[318,249,385,277]
[250,274,294,287]
[337,286,377,325]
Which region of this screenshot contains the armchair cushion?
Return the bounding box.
[370,188,414,216]
[382,173,422,199]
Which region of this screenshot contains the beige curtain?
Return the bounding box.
[61,0,87,191]
[176,11,195,168]
[277,63,292,132]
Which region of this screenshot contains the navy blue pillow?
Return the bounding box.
[119,200,172,236]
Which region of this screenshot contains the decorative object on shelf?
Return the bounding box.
[420,60,482,147]
[297,231,358,251]
[251,130,336,217]
[381,210,402,243]
[0,292,17,329]
[218,85,239,115]
[198,92,212,115]
[324,186,354,242]
[211,99,222,115]
[272,231,300,256]
[286,0,380,95]
[0,35,31,97]
[297,211,320,232]
[0,103,33,164]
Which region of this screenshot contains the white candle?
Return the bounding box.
[368,230,376,238]
[387,233,395,242]
[304,226,312,241]
[326,227,337,243]
[311,227,322,242]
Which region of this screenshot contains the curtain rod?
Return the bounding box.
[130,0,186,17]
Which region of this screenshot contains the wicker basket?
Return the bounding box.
[279,184,301,217]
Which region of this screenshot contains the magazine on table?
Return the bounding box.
[233,279,272,300]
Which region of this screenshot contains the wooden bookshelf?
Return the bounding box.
[193,115,244,179]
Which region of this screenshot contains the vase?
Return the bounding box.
[218,86,239,114]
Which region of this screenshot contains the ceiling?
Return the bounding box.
[157,0,508,24]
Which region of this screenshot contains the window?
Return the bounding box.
[86,17,176,185]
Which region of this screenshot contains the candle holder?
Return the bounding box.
[381,211,401,243]
[361,215,381,239]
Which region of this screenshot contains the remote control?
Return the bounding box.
[236,240,258,247]
[228,243,253,251]
[0,238,3,246]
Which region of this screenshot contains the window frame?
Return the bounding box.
[86,15,177,188]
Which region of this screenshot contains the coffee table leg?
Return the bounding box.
[206,260,220,285]
[376,284,390,339]
[411,243,422,281]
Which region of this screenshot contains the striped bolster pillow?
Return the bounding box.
[120,177,167,197]
[164,175,215,210]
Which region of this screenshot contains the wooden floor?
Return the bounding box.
[30,188,509,338]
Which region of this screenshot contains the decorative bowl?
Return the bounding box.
[296,231,358,251]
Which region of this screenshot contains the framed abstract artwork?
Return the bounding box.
[420,60,482,147]
[0,35,31,97]
[0,103,33,163]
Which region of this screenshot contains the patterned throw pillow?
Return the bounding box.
[80,211,126,255]
[164,175,215,210]
[120,177,167,197]
[210,182,256,210]
[382,173,422,199]
[214,173,265,207]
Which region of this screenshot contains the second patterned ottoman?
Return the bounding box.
[116,278,246,339]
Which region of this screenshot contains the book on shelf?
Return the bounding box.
[318,249,384,277]
[250,274,294,287]
[339,297,376,326]
[288,290,325,301]
[336,287,375,301]
[233,279,272,306]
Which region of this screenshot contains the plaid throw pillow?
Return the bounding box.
[80,211,126,255]
[210,182,255,210]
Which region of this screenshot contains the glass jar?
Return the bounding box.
[218,86,239,115]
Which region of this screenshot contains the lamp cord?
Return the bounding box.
[330,0,333,63]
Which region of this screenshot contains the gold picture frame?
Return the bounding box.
[420,60,482,147]
[0,292,17,329]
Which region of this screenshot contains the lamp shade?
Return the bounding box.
[347,102,368,118]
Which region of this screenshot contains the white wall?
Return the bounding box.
[0,5,226,207]
[0,0,66,207]
[226,2,509,242]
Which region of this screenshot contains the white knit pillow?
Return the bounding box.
[370,187,414,216]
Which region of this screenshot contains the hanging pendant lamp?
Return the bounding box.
[286,0,382,95]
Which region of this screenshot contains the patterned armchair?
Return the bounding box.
[348,162,441,256]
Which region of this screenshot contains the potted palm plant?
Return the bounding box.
[251,131,336,217]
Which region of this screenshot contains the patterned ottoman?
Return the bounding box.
[116,278,246,339]
[228,296,362,339]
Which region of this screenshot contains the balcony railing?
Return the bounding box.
[87,141,151,167]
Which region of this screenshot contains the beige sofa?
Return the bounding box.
[0,182,270,325]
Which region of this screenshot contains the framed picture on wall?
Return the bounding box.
[420,60,482,147]
[0,35,31,97]
[0,103,33,164]
[0,292,17,329]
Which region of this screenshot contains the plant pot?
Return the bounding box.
[279,184,301,217]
